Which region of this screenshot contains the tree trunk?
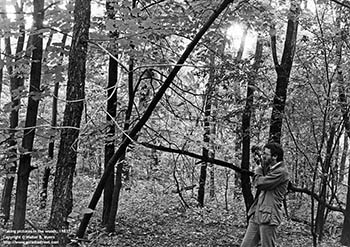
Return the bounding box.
[336,9,350,244]
[102,55,118,225]
[315,125,335,240]
[40,34,67,209]
[12,0,44,230]
[0,6,4,103]
[106,57,134,232]
[240,37,263,214]
[341,176,350,245]
[198,53,215,207]
[102,0,119,226]
[269,0,300,143]
[233,28,246,188]
[0,39,2,103]
[209,122,216,199]
[1,3,27,225]
[339,133,348,183]
[48,0,91,229]
[106,161,123,232]
[76,0,234,238]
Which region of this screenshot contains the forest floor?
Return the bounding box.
[67,176,345,247]
[1,174,346,247]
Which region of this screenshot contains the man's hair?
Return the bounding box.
[264,142,284,162]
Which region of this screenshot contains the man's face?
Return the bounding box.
[262,148,273,165]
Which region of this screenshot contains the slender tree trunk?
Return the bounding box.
[315,125,335,240]
[106,57,134,232]
[39,32,54,211]
[339,133,348,183]
[341,173,350,246]
[13,0,44,230]
[102,56,118,225]
[209,122,216,199]
[240,37,263,214]
[48,0,91,229]
[233,28,246,188]
[0,6,4,103]
[0,39,2,103]
[269,0,300,143]
[1,37,15,226]
[105,0,138,230]
[40,34,67,209]
[336,9,350,244]
[106,160,123,232]
[198,52,215,207]
[76,0,235,238]
[1,3,27,224]
[102,0,119,226]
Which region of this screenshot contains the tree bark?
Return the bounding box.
[40,33,67,209]
[48,0,91,229]
[233,28,246,188]
[102,56,118,225]
[240,37,263,214]
[102,0,119,226]
[1,2,27,225]
[336,8,350,244]
[13,0,44,230]
[76,0,238,238]
[106,58,134,232]
[269,0,300,143]
[198,53,215,207]
[339,133,348,183]
[315,125,336,240]
[0,39,2,103]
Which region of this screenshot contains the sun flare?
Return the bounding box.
[226,23,257,57]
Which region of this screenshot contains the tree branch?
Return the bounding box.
[270,24,280,68]
[140,142,345,214]
[330,0,350,9]
[140,142,254,175]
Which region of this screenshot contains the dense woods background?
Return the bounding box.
[1,0,350,246]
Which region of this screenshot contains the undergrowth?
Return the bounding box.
[1,172,347,247]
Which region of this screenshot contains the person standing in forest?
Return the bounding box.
[240,142,289,247]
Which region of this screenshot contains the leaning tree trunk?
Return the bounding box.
[240,37,263,215]
[12,0,44,230]
[48,0,91,229]
[76,0,236,238]
[269,0,300,143]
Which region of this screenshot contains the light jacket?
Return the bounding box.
[247,161,289,226]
